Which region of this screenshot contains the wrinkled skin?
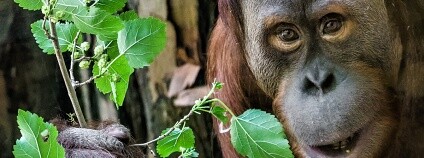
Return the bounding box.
[243,0,398,157]
[208,0,424,157]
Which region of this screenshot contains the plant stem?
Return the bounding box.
[69,31,81,85]
[48,20,87,128]
[129,82,227,147]
[74,51,124,87]
[130,107,196,147]
[209,98,236,117]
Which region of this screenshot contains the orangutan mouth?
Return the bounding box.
[308,131,361,157]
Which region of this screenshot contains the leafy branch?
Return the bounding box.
[131,81,222,147]
[69,30,81,84]
[130,81,293,158]
[42,7,88,128]
[17,0,166,128]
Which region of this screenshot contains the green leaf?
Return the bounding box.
[211,104,229,123]
[13,109,65,158]
[14,0,43,10]
[230,109,293,158]
[157,127,195,158]
[181,147,199,158]
[55,0,86,21]
[72,7,124,40]
[100,40,119,57]
[31,20,80,54]
[93,41,133,107]
[96,0,127,13]
[213,81,223,90]
[92,41,114,94]
[119,10,139,21]
[117,17,166,68]
[98,33,118,41]
[110,80,119,106]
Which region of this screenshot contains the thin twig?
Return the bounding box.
[74,75,101,87]
[130,83,221,147]
[74,56,94,62]
[42,17,53,39]
[130,108,196,147]
[74,53,124,87]
[47,20,87,128]
[69,31,81,85]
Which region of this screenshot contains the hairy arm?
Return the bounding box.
[51,119,142,158]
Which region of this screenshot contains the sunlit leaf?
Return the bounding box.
[54,0,86,21]
[119,10,139,21]
[96,0,127,13]
[13,109,65,158]
[230,109,293,158]
[93,41,133,107]
[211,104,229,123]
[117,17,166,68]
[157,127,195,157]
[31,20,80,54]
[14,0,43,10]
[72,7,123,40]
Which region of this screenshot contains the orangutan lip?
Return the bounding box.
[308,130,361,157]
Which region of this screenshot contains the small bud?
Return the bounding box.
[101,68,108,74]
[55,10,65,19]
[194,99,201,105]
[49,16,58,23]
[97,59,106,68]
[100,54,108,60]
[41,5,50,15]
[80,42,90,51]
[94,45,104,56]
[73,51,82,59]
[79,60,90,69]
[84,0,92,4]
[179,147,187,152]
[214,82,223,90]
[67,44,75,52]
[111,73,121,82]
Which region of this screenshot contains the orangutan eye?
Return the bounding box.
[323,20,342,34]
[278,28,300,42]
[321,13,344,34]
[269,24,303,52]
